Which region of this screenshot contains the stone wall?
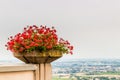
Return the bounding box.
[0,63,52,80]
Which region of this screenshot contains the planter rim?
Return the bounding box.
[13,50,63,64]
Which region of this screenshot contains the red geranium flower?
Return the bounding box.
[5,25,73,54]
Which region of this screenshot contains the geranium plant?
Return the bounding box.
[5,25,73,55]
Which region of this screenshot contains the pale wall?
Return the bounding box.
[0,64,37,80]
[0,71,34,80]
[0,63,52,80]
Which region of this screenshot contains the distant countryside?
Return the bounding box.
[52,59,120,80]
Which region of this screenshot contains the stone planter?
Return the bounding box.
[13,50,62,64]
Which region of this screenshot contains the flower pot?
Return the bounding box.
[13,50,62,64]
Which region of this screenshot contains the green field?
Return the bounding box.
[52,77,68,80]
[93,71,120,75]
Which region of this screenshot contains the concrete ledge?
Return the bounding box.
[0,63,52,80]
[0,71,34,80]
[0,64,37,72]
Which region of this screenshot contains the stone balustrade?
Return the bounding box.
[0,63,52,80]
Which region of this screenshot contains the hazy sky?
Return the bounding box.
[0,0,120,61]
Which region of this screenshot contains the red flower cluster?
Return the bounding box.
[5,25,73,54]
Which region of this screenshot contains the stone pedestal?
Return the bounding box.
[13,50,62,80]
[36,63,52,80]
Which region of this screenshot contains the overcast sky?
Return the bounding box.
[0,0,120,61]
